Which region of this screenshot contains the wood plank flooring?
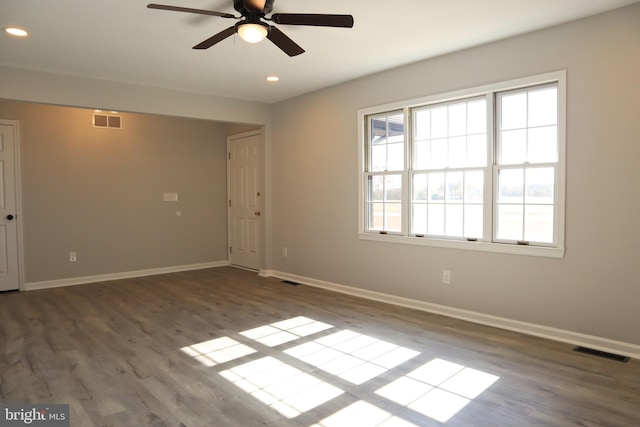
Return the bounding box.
[1,267,639,426]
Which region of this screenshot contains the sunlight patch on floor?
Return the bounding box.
[375,358,500,422]
[180,336,256,367]
[312,400,420,427]
[285,329,420,385]
[220,356,343,418]
[240,316,334,347]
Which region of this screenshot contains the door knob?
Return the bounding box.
[255,211,261,216]
[6,214,14,220]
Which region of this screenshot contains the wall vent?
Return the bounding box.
[93,113,122,129]
[573,346,630,362]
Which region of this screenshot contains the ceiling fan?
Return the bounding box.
[147,0,354,57]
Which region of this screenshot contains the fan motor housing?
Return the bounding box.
[234,0,274,15]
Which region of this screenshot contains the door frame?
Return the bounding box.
[0,119,25,291]
[227,129,264,271]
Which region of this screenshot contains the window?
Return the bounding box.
[366,112,405,233]
[495,85,558,245]
[358,71,566,257]
[411,98,487,239]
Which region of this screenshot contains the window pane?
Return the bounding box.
[412,174,428,201]
[385,175,402,201]
[411,169,484,239]
[446,171,464,203]
[370,117,387,141]
[368,175,384,201]
[370,145,387,172]
[369,112,404,172]
[412,204,427,235]
[388,114,405,138]
[431,106,448,138]
[445,204,464,237]
[497,205,523,240]
[528,126,558,163]
[428,172,445,202]
[500,129,526,165]
[528,87,557,127]
[387,143,404,171]
[414,140,429,170]
[430,138,447,169]
[448,103,467,136]
[369,203,384,230]
[448,136,466,167]
[525,168,554,204]
[467,134,487,167]
[498,169,524,203]
[467,100,486,134]
[464,170,484,203]
[385,203,402,232]
[501,93,527,130]
[428,204,445,235]
[413,98,486,171]
[415,109,430,140]
[524,205,554,243]
[464,205,483,238]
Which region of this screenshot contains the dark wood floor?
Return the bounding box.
[1,267,638,426]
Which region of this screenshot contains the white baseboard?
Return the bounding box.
[24,261,230,291]
[263,270,640,360]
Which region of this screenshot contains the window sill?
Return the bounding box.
[358,232,565,259]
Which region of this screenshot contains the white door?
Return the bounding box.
[0,122,20,291]
[228,131,263,270]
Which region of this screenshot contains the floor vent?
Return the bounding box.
[281,280,300,286]
[573,346,630,363]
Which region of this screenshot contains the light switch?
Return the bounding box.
[163,192,178,202]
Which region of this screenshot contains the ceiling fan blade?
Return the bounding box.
[243,0,267,13]
[193,26,237,49]
[271,13,354,28]
[266,26,304,57]
[147,4,235,19]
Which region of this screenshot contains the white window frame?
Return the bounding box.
[409,95,489,241]
[364,110,409,235]
[357,71,566,258]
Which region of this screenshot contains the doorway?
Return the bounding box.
[0,121,22,291]
[227,130,263,271]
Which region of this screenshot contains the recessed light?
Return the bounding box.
[266,76,280,82]
[4,27,28,37]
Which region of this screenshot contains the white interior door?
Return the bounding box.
[0,122,20,291]
[228,131,263,270]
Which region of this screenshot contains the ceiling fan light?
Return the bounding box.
[237,23,268,43]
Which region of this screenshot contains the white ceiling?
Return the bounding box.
[2,0,638,104]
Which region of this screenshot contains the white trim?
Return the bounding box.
[263,270,640,360]
[13,121,26,292]
[24,261,229,291]
[358,232,565,258]
[556,72,567,251]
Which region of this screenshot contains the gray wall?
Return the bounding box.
[0,100,229,282]
[270,4,640,345]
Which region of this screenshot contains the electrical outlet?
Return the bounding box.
[442,270,451,285]
[69,252,77,262]
[283,247,288,257]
